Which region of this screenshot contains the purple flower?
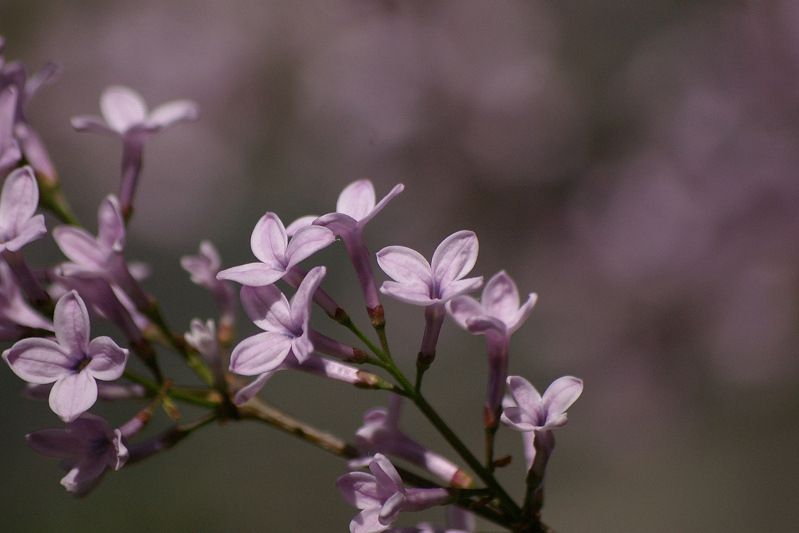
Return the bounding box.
[500,375,583,433]
[377,231,482,306]
[295,179,404,314]
[181,240,237,341]
[445,271,537,428]
[230,265,324,374]
[3,290,129,421]
[350,394,473,488]
[217,212,334,287]
[337,453,453,533]
[0,165,47,253]
[53,195,150,312]
[71,85,199,218]
[26,414,128,495]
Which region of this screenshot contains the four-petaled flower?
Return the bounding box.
[26,413,128,496]
[337,453,452,533]
[217,212,334,287]
[500,375,583,433]
[377,231,482,307]
[71,84,198,142]
[3,290,129,421]
[228,266,325,398]
[0,165,47,253]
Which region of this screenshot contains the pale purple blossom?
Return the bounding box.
[500,375,583,434]
[295,179,404,314]
[53,195,151,312]
[2,290,129,421]
[0,165,47,253]
[446,271,537,428]
[181,240,236,336]
[71,85,199,218]
[26,411,146,495]
[217,212,335,287]
[337,453,453,533]
[377,231,482,307]
[350,394,473,488]
[26,414,127,495]
[378,230,483,364]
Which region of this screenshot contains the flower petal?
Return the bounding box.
[217,262,285,287]
[96,196,126,253]
[232,372,274,405]
[250,213,288,266]
[229,331,292,375]
[336,180,376,220]
[430,231,479,290]
[541,376,583,422]
[376,246,433,292]
[3,338,73,383]
[358,183,404,227]
[4,214,47,252]
[100,86,147,133]
[284,225,335,270]
[445,296,483,330]
[480,271,520,322]
[240,284,292,331]
[52,226,106,268]
[53,291,91,357]
[0,166,39,235]
[86,337,128,380]
[507,375,542,418]
[70,116,119,137]
[146,100,199,128]
[289,265,325,331]
[336,472,382,508]
[50,371,98,422]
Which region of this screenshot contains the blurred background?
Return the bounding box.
[1,1,798,531]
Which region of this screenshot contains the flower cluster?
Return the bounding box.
[0,39,583,533]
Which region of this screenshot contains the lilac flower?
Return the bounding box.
[501,375,582,499]
[445,271,537,428]
[2,290,129,421]
[500,375,583,434]
[377,230,482,368]
[181,240,236,339]
[26,411,147,495]
[26,414,127,495]
[350,394,473,488]
[71,85,199,218]
[377,231,482,307]
[217,212,335,287]
[337,453,453,533]
[0,165,47,253]
[295,179,404,315]
[53,195,151,312]
[230,266,324,374]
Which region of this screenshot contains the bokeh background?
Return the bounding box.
[2,1,799,531]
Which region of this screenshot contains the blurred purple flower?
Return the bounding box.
[2,290,129,421]
[0,166,47,253]
[0,258,52,339]
[26,413,128,495]
[71,85,199,218]
[181,240,237,340]
[337,453,452,533]
[0,86,20,177]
